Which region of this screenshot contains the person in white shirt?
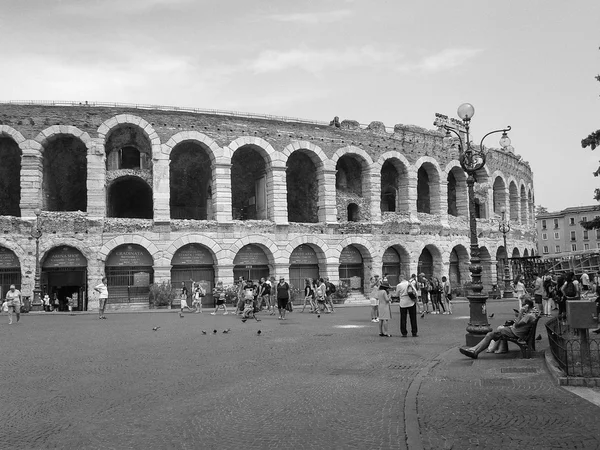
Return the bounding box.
[94,277,109,320]
[5,284,22,324]
[396,275,418,337]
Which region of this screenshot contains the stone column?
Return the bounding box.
[19,140,43,218]
[153,265,171,284]
[320,166,338,223]
[270,164,288,225]
[153,153,170,223]
[439,179,449,227]
[87,138,106,218]
[213,162,232,222]
[215,264,234,287]
[407,170,420,223]
[367,167,382,223]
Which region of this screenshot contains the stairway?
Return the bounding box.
[343,291,371,305]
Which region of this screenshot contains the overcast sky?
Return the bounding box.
[1,0,599,212]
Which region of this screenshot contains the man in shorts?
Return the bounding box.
[94,277,109,320]
[5,284,22,324]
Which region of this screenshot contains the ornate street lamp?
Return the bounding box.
[31,208,42,310]
[498,207,514,299]
[443,103,512,346]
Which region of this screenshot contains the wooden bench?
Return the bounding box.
[499,317,540,359]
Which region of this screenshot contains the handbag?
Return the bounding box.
[286,301,293,312]
[407,284,417,300]
[447,293,453,301]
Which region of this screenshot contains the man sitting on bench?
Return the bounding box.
[459,298,540,359]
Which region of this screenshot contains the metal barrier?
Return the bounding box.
[546,317,600,377]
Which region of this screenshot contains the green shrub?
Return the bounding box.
[149,281,178,307]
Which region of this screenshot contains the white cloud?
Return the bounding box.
[264,9,353,25]
[398,48,483,73]
[58,0,194,15]
[249,46,397,74]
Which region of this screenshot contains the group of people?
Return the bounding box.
[368,273,452,338]
[301,278,336,314]
[514,270,599,321]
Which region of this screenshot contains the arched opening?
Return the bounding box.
[448,167,467,217]
[289,245,320,292]
[105,125,151,171]
[0,246,21,295]
[381,159,408,213]
[0,137,21,216]
[42,245,88,311]
[339,245,364,292]
[528,190,534,220]
[105,244,154,305]
[418,248,434,278]
[447,171,457,216]
[336,154,367,221]
[512,247,521,258]
[231,146,268,220]
[42,135,87,212]
[520,185,528,224]
[493,177,507,215]
[509,182,519,222]
[450,245,469,290]
[381,246,410,287]
[474,198,483,219]
[347,203,359,222]
[287,151,318,223]
[170,142,212,220]
[233,244,270,281]
[417,163,440,215]
[523,248,529,257]
[171,244,215,307]
[108,177,153,218]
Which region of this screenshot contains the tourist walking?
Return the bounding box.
[324,277,335,312]
[276,277,290,320]
[377,282,392,337]
[315,278,329,313]
[94,277,109,320]
[370,274,381,322]
[5,284,22,324]
[211,280,229,315]
[431,277,446,314]
[396,275,418,337]
[301,278,315,313]
[441,276,452,314]
[179,281,194,313]
[533,272,544,314]
[191,281,205,313]
[514,275,526,308]
[419,274,432,314]
[43,292,51,312]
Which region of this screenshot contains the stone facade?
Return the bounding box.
[0,102,536,309]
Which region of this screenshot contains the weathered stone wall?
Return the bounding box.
[0,103,536,308]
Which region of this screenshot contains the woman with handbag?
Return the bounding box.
[441,276,452,314]
[376,282,393,337]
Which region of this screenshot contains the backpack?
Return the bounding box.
[564,281,576,298]
[329,283,336,293]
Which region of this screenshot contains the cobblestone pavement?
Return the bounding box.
[0,302,598,449]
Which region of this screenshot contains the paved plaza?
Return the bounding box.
[1,301,599,450]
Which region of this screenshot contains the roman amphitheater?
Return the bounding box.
[0,101,536,310]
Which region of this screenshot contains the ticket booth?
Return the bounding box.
[0,247,21,299]
[105,244,154,305]
[289,245,320,291]
[42,246,88,311]
[233,245,270,282]
[171,244,215,307]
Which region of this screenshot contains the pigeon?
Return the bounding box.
[152,326,160,331]
[536,334,542,340]
[179,313,184,318]
[488,313,494,318]
[201,330,207,335]
[257,330,261,335]
[241,318,247,323]
[223,328,231,334]
[593,329,600,334]
[317,314,321,318]
[213,330,217,334]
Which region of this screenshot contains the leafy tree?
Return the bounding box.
[535,205,548,216]
[581,47,600,230]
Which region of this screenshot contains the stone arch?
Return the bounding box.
[0,125,26,145]
[377,152,411,214]
[164,235,227,266]
[283,236,330,265]
[512,247,521,258]
[445,161,468,217]
[35,125,92,151]
[98,235,161,263]
[39,239,95,268]
[97,114,160,157]
[229,235,280,266]
[527,187,534,221]
[414,156,442,215]
[281,141,327,167]
[417,243,443,279]
[520,182,528,225]
[508,179,519,222]
[479,246,494,292]
[380,243,411,285]
[331,145,374,166]
[226,136,278,165]
[448,243,470,288]
[335,237,376,261]
[163,131,220,164]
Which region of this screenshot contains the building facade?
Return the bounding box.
[0,101,536,310]
[537,205,600,257]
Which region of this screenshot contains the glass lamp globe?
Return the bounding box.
[499,132,511,148]
[457,103,475,121]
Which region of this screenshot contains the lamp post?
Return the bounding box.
[498,208,514,298]
[443,103,512,346]
[31,208,42,310]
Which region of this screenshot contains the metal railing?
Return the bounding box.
[546,317,600,377]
